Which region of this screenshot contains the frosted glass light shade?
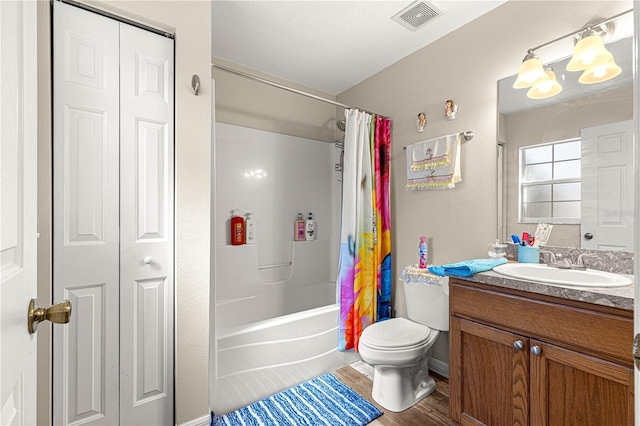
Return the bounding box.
[527,69,562,99]
[513,56,549,89]
[579,58,621,84]
[566,34,613,71]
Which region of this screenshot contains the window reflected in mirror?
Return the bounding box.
[519,139,581,224]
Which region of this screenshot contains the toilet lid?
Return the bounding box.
[360,317,431,350]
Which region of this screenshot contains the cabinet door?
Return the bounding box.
[530,339,634,426]
[451,317,529,426]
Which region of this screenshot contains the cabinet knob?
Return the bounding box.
[513,340,525,350]
[530,345,541,355]
[143,256,153,264]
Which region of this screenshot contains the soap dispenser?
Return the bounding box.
[294,213,306,241]
[230,209,245,245]
[305,212,316,241]
[245,212,256,244]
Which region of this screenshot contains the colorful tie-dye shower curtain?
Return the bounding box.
[338,109,392,352]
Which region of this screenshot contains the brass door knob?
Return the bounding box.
[28,299,72,334]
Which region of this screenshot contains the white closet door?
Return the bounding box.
[119,23,174,425]
[53,3,120,425]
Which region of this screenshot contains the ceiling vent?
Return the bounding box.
[391,1,444,32]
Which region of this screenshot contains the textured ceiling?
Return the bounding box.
[212,1,507,95]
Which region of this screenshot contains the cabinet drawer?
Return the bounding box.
[450,281,633,365]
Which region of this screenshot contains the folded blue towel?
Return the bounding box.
[428,257,508,277]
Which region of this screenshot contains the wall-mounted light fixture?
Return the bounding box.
[513,51,548,89]
[566,25,614,72]
[578,58,621,84]
[527,67,563,99]
[513,8,631,99]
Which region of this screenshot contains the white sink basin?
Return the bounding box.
[492,263,633,288]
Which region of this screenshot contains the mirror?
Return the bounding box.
[498,34,634,251]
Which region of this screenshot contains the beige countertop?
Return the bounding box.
[449,270,634,311]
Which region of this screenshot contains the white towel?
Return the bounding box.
[405,133,461,190]
[409,135,453,171]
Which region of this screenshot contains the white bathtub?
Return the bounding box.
[211,241,358,414]
[212,304,358,414]
[215,279,335,328]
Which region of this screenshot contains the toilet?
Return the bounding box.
[358,275,449,412]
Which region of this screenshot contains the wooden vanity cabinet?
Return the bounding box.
[449,278,634,426]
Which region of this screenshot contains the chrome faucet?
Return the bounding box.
[539,250,597,270]
[553,254,572,269]
[572,253,597,270]
[539,250,557,266]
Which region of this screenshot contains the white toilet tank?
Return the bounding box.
[402,276,449,331]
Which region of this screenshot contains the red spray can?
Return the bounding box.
[231,209,245,245]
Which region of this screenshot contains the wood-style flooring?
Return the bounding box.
[333,365,451,426]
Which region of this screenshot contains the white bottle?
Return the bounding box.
[305,212,315,241]
[245,212,256,244]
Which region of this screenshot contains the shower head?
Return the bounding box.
[336,120,346,132]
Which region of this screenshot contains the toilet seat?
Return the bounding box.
[360,317,431,351]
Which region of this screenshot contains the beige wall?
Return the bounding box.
[212,57,343,143]
[503,86,633,248]
[336,0,632,364]
[37,1,212,424]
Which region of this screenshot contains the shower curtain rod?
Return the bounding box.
[212,63,385,117]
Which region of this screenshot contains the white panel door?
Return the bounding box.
[581,120,634,251]
[119,23,174,425]
[53,3,120,425]
[0,2,38,425]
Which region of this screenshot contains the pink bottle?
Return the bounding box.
[294,213,306,241]
[419,236,428,269]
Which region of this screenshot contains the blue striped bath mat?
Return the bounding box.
[212,373,382,425]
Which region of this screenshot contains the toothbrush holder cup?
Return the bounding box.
[517,245,540,263]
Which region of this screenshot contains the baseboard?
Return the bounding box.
[179,414,210,426]
[429,357,449,379]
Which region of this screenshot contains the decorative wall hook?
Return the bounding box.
[445,99,458,120]
[416,112,426,132]
[191,74,200,96]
